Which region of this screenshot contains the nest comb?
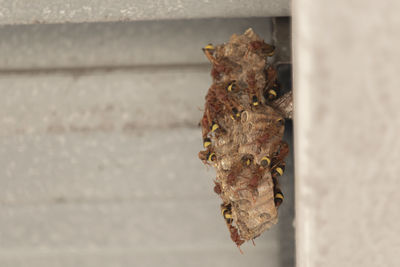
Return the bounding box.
[198,28,292,249]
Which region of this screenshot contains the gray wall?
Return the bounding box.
[0,18,295,267]
[0,0,290,25]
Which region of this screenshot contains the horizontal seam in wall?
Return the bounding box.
[0,63,210,76]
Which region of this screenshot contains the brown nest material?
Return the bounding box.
[198,28,292,250]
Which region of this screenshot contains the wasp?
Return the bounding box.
[214,83,241,114]
[248,40,275,57]
[201,86,224,139]
[227,81,237,92]
[241,154,254,166]
[251,95,259,106]
[198,150,217,165]
[203,44,233,79]
[247,132,271,147]
[265,84,280,101]
[221,203,245,252]
[202,44,217,65]
[203,137,212,148]
[264,66,280,102]
[226,162,245,186]
[246,71,262,107]
[230,107,241,121]
[208,152,217,162]
[221,203,233,224]
[227,172,237,187]
[274,186,284,207]
[260,156,271,168]
[248,171,262,192]
[210,121,219,132]
[228,224,245,253]
[214,181,222,195]
[270,141,289,206]
[272,141,289,166]
[272,162,286,178]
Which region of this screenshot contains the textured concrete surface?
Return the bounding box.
[0,128,282,267]
[0,68,209,138]
[0,0,290,25]
[0,18,273,70]
[272,17,291,63]
[294,1,400,266]
[0,18,295,267]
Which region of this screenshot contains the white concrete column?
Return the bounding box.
[294,1,400,266]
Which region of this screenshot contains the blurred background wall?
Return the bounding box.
[0,2,294,267]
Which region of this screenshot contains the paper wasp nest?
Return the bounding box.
[199,29,292,248]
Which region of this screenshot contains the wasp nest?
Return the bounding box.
[199,29,292,249]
